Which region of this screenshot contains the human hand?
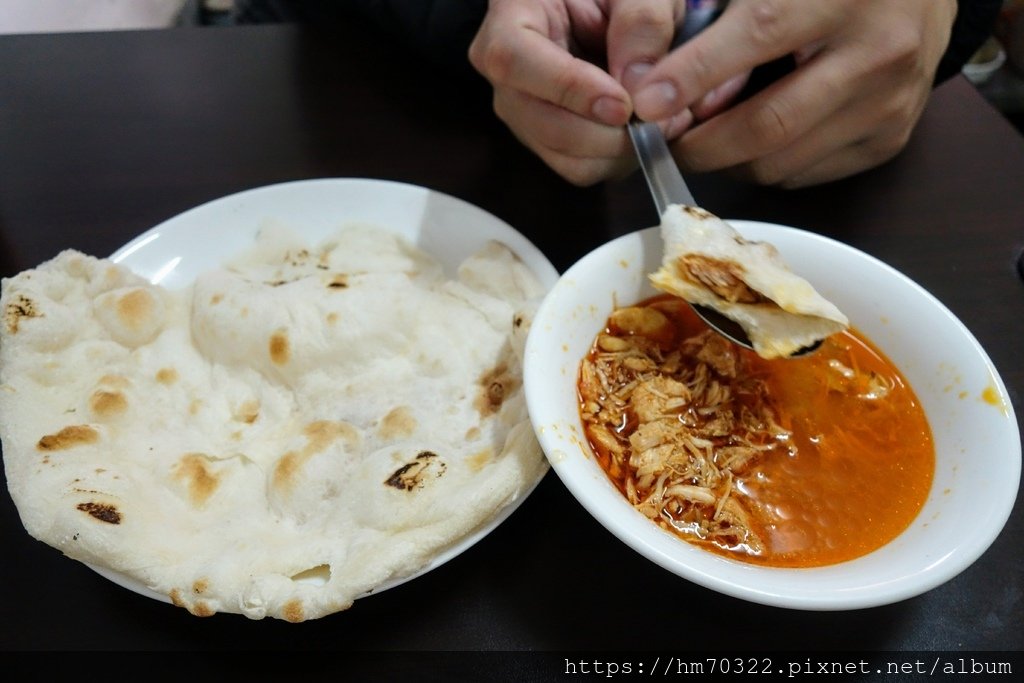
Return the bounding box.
[629,0,959,187]
[469,0,689,186]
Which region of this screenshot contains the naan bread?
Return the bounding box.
[0,224,547,621]
[649,205,848,358]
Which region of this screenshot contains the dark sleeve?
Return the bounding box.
[341,0,487,64]
[935,0,1004,84]
[260,0,488,77]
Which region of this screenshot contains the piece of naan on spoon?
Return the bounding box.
[649,204,848,359]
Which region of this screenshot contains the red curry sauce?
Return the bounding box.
[579,295,934,568]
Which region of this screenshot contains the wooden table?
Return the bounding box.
[1,20,1022,665]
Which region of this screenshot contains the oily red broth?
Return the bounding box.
[578,295,934,568]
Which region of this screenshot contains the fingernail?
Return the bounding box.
[622,62,653,92]
[693,86,724,120]
[591,96,629,126]
[634,81,678,120]
[662,109,694,139]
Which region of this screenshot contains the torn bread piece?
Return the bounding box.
[649,205,848,359]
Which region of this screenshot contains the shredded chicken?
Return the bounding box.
[677,255,767,304]
[580,305,794,557]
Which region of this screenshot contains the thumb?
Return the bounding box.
[607,0,685,92]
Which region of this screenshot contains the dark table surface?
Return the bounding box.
[1,19,1022,664]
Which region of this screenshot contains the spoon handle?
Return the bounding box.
[627,0,721,213]
[627,120,696,215]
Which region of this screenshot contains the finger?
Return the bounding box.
[514,123,637,187]
[770,139,902,189]
[606,0,683,88]
[541,147,639,186]
[730,111,877,187]
[500,87,691,158]
[663,108,695,140]
[496,91,633,159]
[633,0,847,120]
[729,97,917,187]
[470,23,631,126]
[672,54,852,172]
[690,71,751,120]
[495,89,634,162]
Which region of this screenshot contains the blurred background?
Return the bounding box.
[2,0,1023,134]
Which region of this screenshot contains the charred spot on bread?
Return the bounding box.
[156,367,179,384]
[269,330,290,365]
[77,501,121,524]
[385,451,446,491]
[37,425,100,451]
[475,364,518,417]
[232,400,260,424]
[272,421,359,492]
[191,601,215,617]
[4,294,42,334]
[115,288,156,330]
[173,453,221,506]
[282,599,305,623]
[89,389,128,418]
[378,406,417,440]
[682,205,713,220]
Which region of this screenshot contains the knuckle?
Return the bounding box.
[883,20,923,65]
[541,151,597,186]
[557,160,608,187]
[514,113,574,156]
[618,3,670,38]
[538,125,573,154]
[866,129,911,164]
[686,41,718,91]
[859,21,923,76]
[879,88,926,130]
[778,174,814,190]
[550,64,588,111]
[748,99,792,150]
[745,157,789,186]
[467,35,485,72]
[491,93,514,125]
[473,37,516,84]
[746,0,786,49]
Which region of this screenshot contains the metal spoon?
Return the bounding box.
[627,120,821,356]
[626,7,819,356]
[627,119,758,351]
[624,7,760,351]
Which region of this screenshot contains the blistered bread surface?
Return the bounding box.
[0,225,547,621]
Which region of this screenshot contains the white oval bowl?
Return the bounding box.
[523,222,1020,610]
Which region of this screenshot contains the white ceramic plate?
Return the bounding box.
[86,178,559,605]
[524,222,1021,610]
